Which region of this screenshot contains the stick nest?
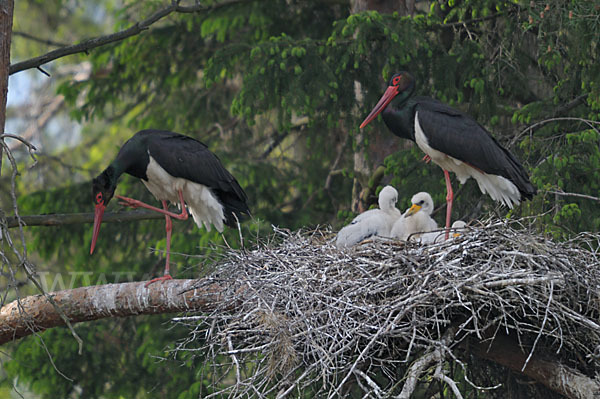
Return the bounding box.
[174,220,600,398]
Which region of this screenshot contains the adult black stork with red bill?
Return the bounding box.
[90,129,250,286]
[360,72,536,239]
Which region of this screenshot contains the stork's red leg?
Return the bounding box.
[145,200,175,287]
[422,154,431,163]
[116,192,187,287]
[443,170,453,240]
[117,190,189,220]
[163,203,172,275]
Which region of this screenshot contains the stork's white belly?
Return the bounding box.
[142,155,226,232]
[414,112,520,208]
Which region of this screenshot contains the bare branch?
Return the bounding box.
[433,363,464,399]
[397,348,438,398]
[12,31,68,47]
[548,189,600,203]
[9,5,175,75]
[512,117,600,146]
[398,325,459,399]
[7,94,66,151]
[0,133,38,154]
[0,279,224,345]
[0,137,84,351]
[353,369,384,398]
[6,210,165,229]
[9,0,247,75]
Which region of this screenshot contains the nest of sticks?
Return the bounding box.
[174,219,600,398]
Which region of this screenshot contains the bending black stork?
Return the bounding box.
[360,72,536,239]
[90,129,250,286]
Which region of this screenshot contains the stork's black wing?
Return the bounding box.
[415,98,536,199]
[143,130,250,225]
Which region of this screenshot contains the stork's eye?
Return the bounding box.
[96,192,103,204]
[392,75,402,86]
[418,200,424,205]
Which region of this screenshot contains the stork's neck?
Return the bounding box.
[382,90,417,141]
[113,136,149,180]
[101,161,126,190]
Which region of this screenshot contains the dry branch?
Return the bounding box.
[8,0,245,75]
[548,189,600,203]
[398,324,460,399]
[12,31,68,47]
[0,279,223,345]
[5,209,164,228]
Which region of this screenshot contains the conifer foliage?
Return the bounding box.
[2,0,599,397]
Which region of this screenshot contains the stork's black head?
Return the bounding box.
[360,71,416,129]
[387,71,415,92]
[92,171,116,208]
[90,168,117,255]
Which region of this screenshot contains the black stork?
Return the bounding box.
[360,72,536,239]
[90,129,250,285]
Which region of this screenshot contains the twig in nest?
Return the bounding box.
[171,221,600,398]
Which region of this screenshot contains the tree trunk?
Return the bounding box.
[468,334,599,399]
[0,0,14,174]
[0,279,224,345]
[350,0,413,212]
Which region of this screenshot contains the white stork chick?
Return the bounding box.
[336,185,402,248]
[450,220,467,234]
[431,220,468,243]
[391,192,438,243]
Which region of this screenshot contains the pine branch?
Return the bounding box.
[0,279,224,345]
[5,210,165,229]
[9,0,247,75]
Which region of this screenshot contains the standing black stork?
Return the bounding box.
[90,129,250,286]
[360,72,536,239]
